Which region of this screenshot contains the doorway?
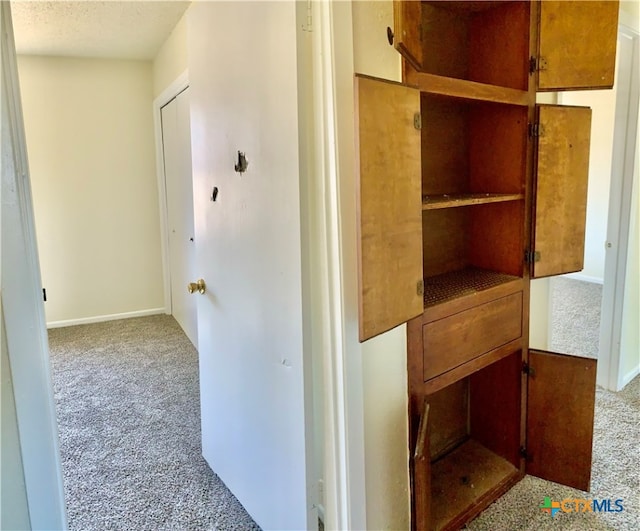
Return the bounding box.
[533,24,640,391]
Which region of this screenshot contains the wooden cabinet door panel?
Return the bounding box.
[538,0,619,91]
[532,104,591,278]
[394,0,423,72]
[355,75,423,341]
[526,350,596,491]
[413,399,431,531]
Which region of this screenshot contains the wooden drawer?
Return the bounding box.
[423,292,522,381]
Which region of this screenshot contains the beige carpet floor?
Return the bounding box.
[48,315,260,530]
[49,313,638,530]
[550,277,603,359]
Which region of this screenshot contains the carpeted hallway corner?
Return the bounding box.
[48,315,260,530]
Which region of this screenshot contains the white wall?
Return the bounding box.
[17,56,164,325]
[529,279,550,350]
[620,1,640,26]
[559,88,617,283]
[153,12,188,98]
[352,2,411,529]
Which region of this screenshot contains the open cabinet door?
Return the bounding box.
[413,400,431,531]
[393,0,423,72]
[355,75,423,341]
[537,0,619,91]
[531,104,591,278]
[526,350,597,491]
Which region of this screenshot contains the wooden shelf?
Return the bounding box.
[424,267,521,308]
[407,72,529,106]
[431,439,520,531]
[422,193,523,210]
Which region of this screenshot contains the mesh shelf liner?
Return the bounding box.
[424,268,520,307]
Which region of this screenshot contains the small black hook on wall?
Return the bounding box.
[234,151,249,174]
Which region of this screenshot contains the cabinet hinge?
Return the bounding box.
[528,122,544,138]
[414,113,422,130]
[524,249,541,264]
[522,362,536,378]
[529,56,548,74]
[538,56,548,71]
[416,279,424,297]
[520,446,531,460]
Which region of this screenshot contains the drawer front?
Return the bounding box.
[423,292,522,381]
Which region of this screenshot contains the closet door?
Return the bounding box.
[161,88,198,347]
[355,75,423,341]
[537,0,619,91]
[531,104,591,278]
[526,350,597,491]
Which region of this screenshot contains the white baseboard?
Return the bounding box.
[46,308,167,329]
[564,272,604,284]
[620,366,640,390]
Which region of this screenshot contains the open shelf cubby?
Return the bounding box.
[420,93,527,199]
[415,351,523,531]
[422,200,524,306]
[418,1,530,91]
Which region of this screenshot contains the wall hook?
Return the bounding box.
[234,151,249,174]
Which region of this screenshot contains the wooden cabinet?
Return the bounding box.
[355,1,618,529]
[537,1,619,90]
[391,0,619,92]
[411,349,597,531]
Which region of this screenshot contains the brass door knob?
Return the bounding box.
[188,279,206,294]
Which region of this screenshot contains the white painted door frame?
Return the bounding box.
[310,1,367,529]
[598,22,639,391]
[152,71,189,316]
[1,3,67,528]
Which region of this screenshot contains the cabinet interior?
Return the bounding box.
[418,351,522,530]
[420,94,526,306]
[421,95,527,197]
[420,1,530,90]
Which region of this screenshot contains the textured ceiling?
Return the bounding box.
[11,1,190,60]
